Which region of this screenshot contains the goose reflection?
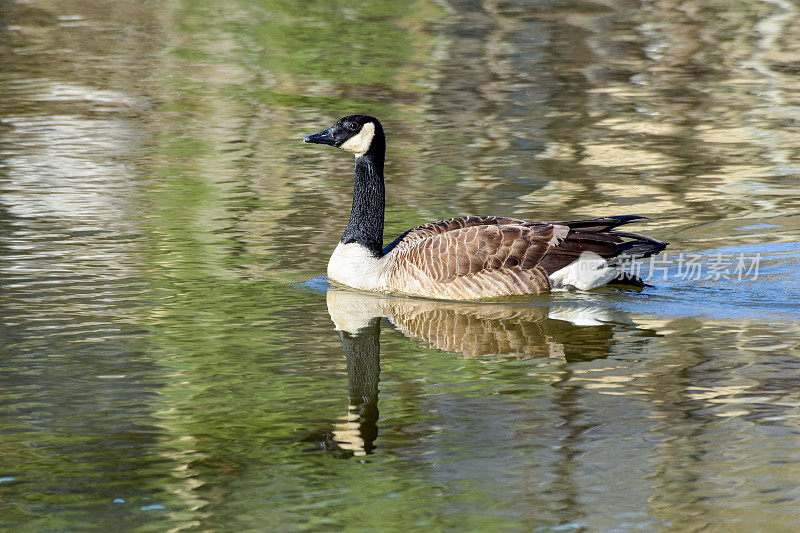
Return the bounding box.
[327,288,636,359]
[315,288,642,457]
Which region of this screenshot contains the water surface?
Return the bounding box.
[1,0,799,530]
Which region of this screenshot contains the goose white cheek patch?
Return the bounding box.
[340,122,376,156]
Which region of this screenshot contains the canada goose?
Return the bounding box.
[304,115,668,300]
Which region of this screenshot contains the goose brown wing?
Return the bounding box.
[536,230,621,274]
[382,216,526,255]
[392,221,562,282]
[537,217,668,275]
[385,215,667,291]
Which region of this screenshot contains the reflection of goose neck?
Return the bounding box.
[334,317,381,456]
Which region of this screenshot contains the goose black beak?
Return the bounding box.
[303,127,337,146]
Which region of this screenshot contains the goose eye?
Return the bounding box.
[348,122,359,131]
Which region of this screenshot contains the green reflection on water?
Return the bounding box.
[1,0,800,530]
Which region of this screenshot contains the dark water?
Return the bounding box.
[1,0,799,530]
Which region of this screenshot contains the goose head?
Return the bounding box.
[303,115,384,157]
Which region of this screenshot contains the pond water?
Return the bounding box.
[1,0,799,530]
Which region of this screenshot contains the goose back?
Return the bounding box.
[378,215,665,299]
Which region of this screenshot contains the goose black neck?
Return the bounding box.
[341,142,386,256]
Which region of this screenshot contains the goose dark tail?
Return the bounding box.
[610,230,669,263]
